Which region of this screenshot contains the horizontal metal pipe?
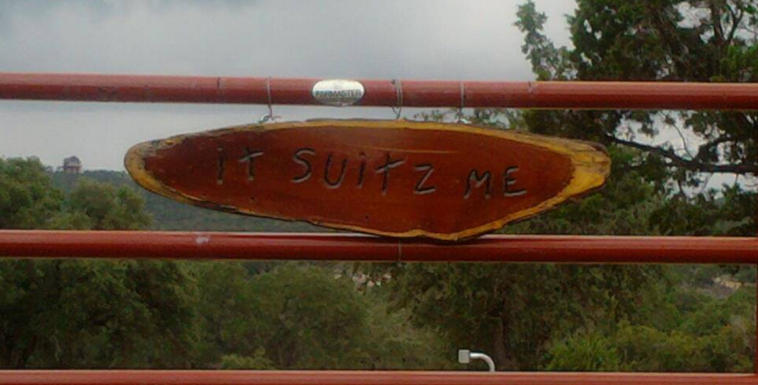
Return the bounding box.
[0,72,757,109]
[1,231,757,263]
[0,370,756,385]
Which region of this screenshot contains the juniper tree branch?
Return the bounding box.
[606,135,757,174]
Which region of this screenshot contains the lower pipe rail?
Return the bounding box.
[0,370,756,385]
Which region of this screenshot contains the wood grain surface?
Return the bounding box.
[125,120,610,241]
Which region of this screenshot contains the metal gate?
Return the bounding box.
[0,72,756,385]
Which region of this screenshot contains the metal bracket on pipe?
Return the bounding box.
[457,349,496,372]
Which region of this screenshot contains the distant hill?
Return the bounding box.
[51,170,322,232]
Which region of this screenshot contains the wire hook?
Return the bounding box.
[259,77,280,123]
[457,81,469,123]
[391,79,403,120]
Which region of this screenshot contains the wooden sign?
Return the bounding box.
[125,120,610,241]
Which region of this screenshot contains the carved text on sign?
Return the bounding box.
[125,120,610,240]
[216,147,527,199]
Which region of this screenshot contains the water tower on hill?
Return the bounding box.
[62,156,81,174]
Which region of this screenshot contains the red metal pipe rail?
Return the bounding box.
[1,74,757,382]
[1,370,756,385]
[1,230,757,263]
[1,72,758,109]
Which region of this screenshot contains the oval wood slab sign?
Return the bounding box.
[125,120,610,241]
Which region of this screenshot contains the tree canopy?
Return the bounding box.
[0,159,444,369]
[381,0,757,371]
[515,0,757,183]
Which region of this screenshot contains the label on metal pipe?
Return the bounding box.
[311,79,364,106]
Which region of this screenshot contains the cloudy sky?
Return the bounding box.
[0,0,579,171]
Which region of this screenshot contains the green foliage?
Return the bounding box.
[248,264,369,368]
[614,325,705,371]
[219,351,274,369]
[0,157,63,229]
[374,4,758,368]
[376,262,661,370]
[194,262,448,369]
[514,0,758,188]
[374,144,756,370]
[0,260,200,368]
[358,296,450,369]
[0,159,197,368]
[547,331,620,371]
[544,281,756,373]
[3,161,449,369]
[450,3,758,370]
[52,170,320,232]
[58,179,151,230]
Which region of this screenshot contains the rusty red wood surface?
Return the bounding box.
[1,231,757,263]
[0,371,756,385]
[1,72,758,109]
[125,120,608,240]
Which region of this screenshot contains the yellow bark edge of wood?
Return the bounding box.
[124,119,610,241]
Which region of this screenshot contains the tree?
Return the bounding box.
[381,1,757,371]
[508,2,757,367]
[2,159,448,369]
[195,262,448,369]
[371,145,703,370]
[514,0,758,185]
[0,157,63,229]
[547,282,755,372]
[55,178,151,230]
[0,160,195,368]
[0,259,200,368]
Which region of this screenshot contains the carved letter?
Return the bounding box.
[217,147,225,185]
[503,166,527,197]
[357,152,367,188]
[464,169,492,199]
[292,148,315,183]
[413,163,436,195]
[238,148,264,181]
[375,153,405,195]
[324,153,348,189]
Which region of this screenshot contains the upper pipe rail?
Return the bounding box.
[1,72,758,109]
[2,230,758,263]
[1,370,756,385]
